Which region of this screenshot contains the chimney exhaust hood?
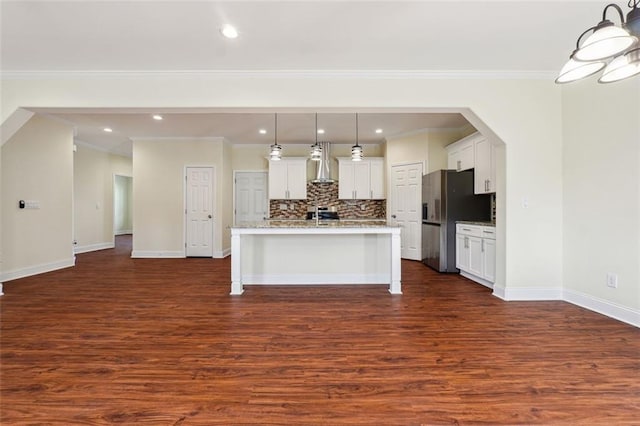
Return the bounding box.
[311,141,337,183]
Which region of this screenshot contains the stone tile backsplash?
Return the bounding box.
[269,182,386,219]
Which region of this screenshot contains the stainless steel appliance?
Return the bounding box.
[422,169,491,272]
[306,206,339,220]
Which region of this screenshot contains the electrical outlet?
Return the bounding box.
[279,203,287,210]
[606,272,618,288]
[289,204,296,210]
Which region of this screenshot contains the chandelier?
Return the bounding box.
[556,1,640,84]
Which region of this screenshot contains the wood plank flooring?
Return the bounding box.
[1,235,639,425]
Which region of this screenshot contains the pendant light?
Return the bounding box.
[351,113,363,162]
[269,113,282,161]
[310,113,322,161]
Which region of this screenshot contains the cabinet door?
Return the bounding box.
[338,161,355,199]
[468,236,483,277]
[447,148,460,171]
[369,159,385,199]
[353,162,371,199]
[459,141,475,171]
[456,233,469,270]
[482,238,496,283]
[474,137,495,194]
[268,160,288,199]
[286,160,307,199]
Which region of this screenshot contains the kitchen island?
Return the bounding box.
[230,221,401,295]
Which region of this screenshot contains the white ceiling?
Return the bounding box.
[0,1,613,156]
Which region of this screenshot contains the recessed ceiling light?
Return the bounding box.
[375,128,383,134]
[220,25,239,39]
[259,129,267,134]
[103,127,113,132]
[152,114,163,121]
[317,129,325,135]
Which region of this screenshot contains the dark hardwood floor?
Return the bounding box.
[1,235,639,425]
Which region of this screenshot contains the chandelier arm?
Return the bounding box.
[575,26,599,50]
[603,3,625,23]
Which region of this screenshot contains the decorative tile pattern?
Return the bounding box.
[269,182,386,219]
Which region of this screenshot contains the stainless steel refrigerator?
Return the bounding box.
[422,169,491,272]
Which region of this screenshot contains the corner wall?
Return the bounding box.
[562,78,640,326]
[1,115,74,281]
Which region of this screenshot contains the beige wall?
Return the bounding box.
[132,138,228,257]
[73,143,132,251]
[385,129,465,174]
[562,78,640,320]
[114,175,133,234]
[1,115,74,280]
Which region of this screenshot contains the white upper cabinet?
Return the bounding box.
[474,136,496,194]
[446,133,477,172]
[338,157,385,200]
[268,158,307,200]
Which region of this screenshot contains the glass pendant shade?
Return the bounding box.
[555,57,606,83]
[351,144,363,161]
[310,143,322,161]
[269,144,282,160]
[599,48,640,83]
[574,24,638,61]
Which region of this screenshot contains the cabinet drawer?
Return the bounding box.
[456,224,482,237]
[481,227,496,240]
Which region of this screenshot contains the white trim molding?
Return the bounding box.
[492,285,563,301]
[74,242,114,254]
[242,273,389,286]
[115,230,133,236]
[1,70,557,81]
[213,248,231,259]
[564,289,640,328]
[0,257,76,283]
[130,251,185,259]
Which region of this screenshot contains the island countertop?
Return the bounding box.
[232,219,394,229]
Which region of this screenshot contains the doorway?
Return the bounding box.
[185,166,215,257]
[389,162,423,261]
[234,171,268,224]
[113,174,133,237]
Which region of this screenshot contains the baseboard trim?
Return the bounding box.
[492,285,563,301]
[213,248,231,259]
[130,250,185,259]
[563,289,640,328]
[243,273,389,285]
[74,242,114,254]
[460,271,494,289]
[0,257,76,282]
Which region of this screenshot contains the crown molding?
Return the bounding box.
[0,69,557,80]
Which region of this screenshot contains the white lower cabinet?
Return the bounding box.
[456,224,496,288]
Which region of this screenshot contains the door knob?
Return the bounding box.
[208,215,212,219]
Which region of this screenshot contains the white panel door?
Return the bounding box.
[186,167,214,257]
[390,163,423,260]
[235,171,268,223]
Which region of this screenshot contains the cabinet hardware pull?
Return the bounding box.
[481,239,485,252]
[457,160,461,171]
[370,189,373,199]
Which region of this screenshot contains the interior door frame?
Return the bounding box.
[233,169,268,225]
[183,165,216,257]
[388,161,424,260]
[112,173,133,246]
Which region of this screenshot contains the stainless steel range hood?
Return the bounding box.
[311,141,337,183]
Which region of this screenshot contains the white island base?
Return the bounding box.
[230,224,402,295]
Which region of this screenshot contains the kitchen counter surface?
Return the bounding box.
[456,221,496,227]
[233,219,392,229]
